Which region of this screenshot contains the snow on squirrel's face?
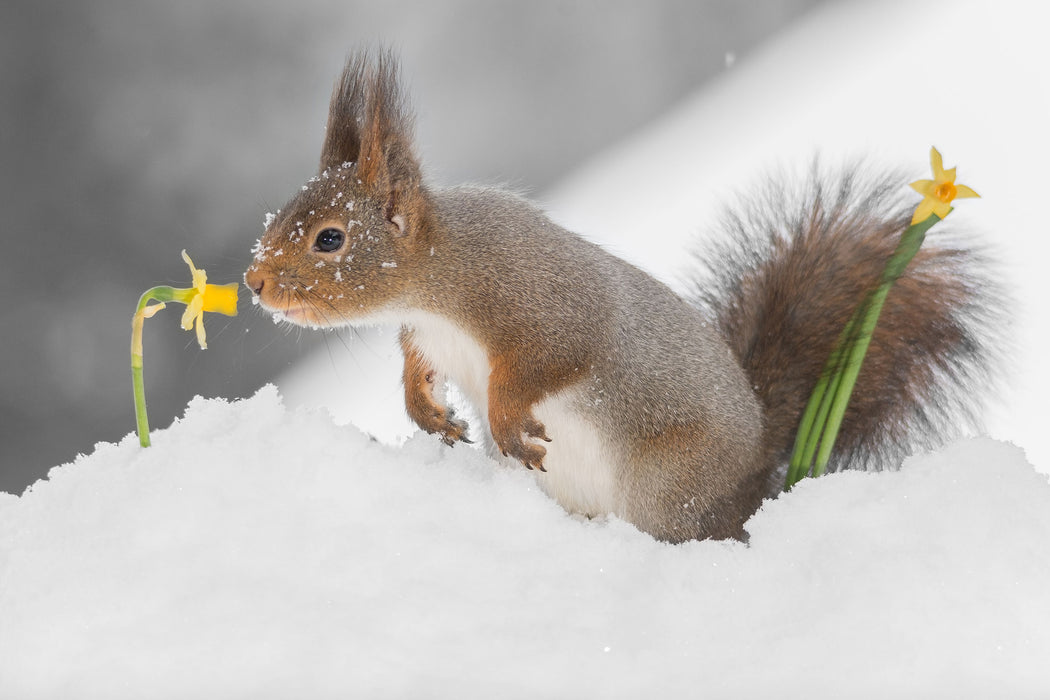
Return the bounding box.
[244,161,411,329]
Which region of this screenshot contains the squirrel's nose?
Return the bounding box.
[244,268,265,296]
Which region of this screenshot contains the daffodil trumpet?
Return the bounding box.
[785,148,979,491]
[131,251,239,447]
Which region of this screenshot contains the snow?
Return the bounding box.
[2,387,1048,697]
[4,0,1050,695]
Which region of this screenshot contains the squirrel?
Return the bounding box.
[244,50,999,543]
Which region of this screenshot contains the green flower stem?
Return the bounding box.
[131,285,180,447]
[786,305,863,487]
[785,212,944,490]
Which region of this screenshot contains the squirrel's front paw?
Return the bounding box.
[494,416,551,471]
[409,401,471,446]
[426,408,471,446]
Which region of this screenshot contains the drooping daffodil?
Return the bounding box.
[178,250,239,349]
[909,146,980,224]
[131,250,240,447]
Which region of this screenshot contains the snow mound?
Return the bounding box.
[1,386,1047,697]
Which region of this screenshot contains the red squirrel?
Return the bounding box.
[244,51,998,543]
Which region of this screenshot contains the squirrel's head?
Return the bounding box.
[245,50,431,328]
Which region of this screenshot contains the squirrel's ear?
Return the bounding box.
[320,53,368,169]
[357,51,428,237]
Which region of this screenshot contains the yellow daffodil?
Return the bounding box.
[909,146,979,224]
[178,250,239,349]
[130,250,240,447]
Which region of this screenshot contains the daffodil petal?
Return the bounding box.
[142,302,167,319]
[182,249,207,292]
[181,295,203,331]
[911,198,937,225]
[930,147,945,180]
[955,183,980,199]
[910,179,935,196]
[941,165,957,184]
[932,200,953,219]
[195,314,208,350]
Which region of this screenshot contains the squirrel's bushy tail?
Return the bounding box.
[689,166,1003,493]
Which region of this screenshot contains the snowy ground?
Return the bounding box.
[2,388,1048,697]
[3,1,1049,697]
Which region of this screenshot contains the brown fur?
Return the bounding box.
[690,170,1001,490]
[246,51,1001,542]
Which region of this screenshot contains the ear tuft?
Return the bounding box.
[320,53,369,170]
[355,50,417,189]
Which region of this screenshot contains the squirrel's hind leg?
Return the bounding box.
[620,422,766,543]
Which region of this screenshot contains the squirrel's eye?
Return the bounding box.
[313,228,345,253]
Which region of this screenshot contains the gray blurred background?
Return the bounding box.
[0,0,821,494]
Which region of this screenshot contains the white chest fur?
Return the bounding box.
[379,310,624,520]
[400,311,491,413]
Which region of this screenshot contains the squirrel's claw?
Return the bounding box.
[522,417,551,443]
[491,411,551,471]
[497,432,549,472]
[427,409,470,447]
